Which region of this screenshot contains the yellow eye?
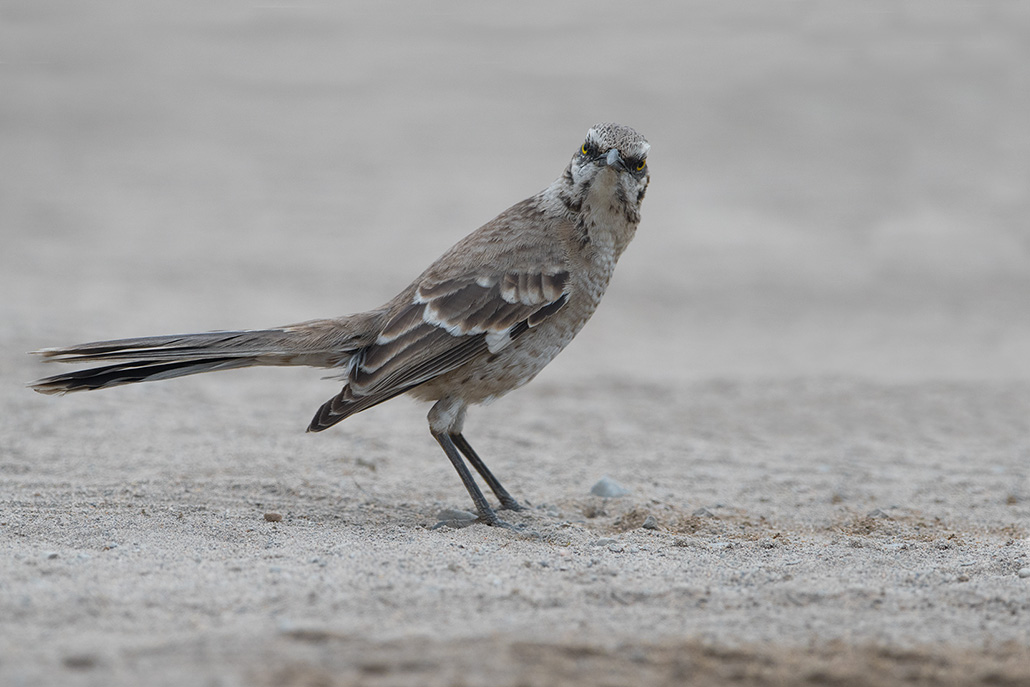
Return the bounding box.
[581,143,589,155]
[636,158,647,171]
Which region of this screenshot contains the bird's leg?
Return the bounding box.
[451,433,524,511]
[432,430,502,526]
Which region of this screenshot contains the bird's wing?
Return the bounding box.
[354,268,570,394]
[307,267,569,431]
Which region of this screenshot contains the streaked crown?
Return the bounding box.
[584,123,650,164]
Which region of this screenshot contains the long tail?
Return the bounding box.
[28,316,379,395]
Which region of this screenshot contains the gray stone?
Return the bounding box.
[590,476,629,498]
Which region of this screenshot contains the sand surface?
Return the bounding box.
[2,2,1029,685]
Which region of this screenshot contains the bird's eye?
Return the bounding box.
[581,143,590,155]
[635,158,647,171]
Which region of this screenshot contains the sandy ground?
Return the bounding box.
[2,2,1030,685]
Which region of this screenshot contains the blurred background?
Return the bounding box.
[2,0,1029,386]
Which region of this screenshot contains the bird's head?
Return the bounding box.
[563,123,650,220]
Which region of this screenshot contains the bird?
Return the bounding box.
[28,122,651,527]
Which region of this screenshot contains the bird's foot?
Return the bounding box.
[497,497,526,512]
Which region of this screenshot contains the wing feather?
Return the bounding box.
[307,267,571,431]
[361,268,569,392]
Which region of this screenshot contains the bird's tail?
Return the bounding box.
[28,316,378,395]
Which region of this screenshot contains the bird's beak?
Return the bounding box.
[603,148,626,171]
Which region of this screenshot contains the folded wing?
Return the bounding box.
[307,268,569,431]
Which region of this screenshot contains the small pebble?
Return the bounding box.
[45,552,59,560]
[608,543,624,553]
[592,538,617,547]
[673,536,704,548]
[264,512,283,522]
[641,515,659,530]
[1018,568,1030,579]
[692,507,716,518]
[590,476,629,498]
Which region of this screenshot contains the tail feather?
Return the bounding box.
[30,357,259,395]
[33,330,317,363]
[28,316,383,395]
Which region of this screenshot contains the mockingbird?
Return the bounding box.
[29,122,651,527]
